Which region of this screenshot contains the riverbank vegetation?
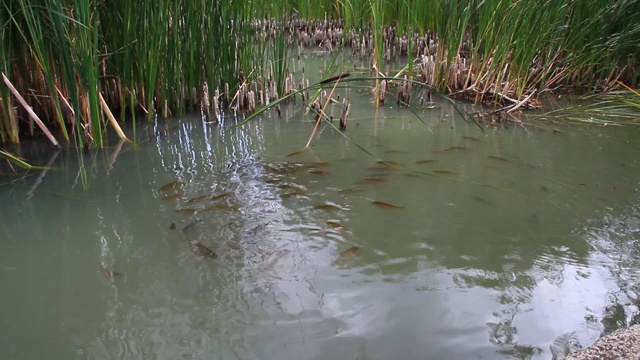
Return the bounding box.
[1,0,639,150]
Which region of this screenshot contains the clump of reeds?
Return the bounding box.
[2,0,640,149]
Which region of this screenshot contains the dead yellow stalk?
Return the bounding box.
[99,93,132,143]
[2,73,60,148]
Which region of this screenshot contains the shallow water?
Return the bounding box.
[2,61,640,360]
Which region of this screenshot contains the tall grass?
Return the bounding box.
[1,0,639,151]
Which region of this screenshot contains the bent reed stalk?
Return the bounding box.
[1,0,639,148]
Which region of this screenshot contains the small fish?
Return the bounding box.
[99,265,123,279]
[360,177,387,184]
[336,246,360,264]
[287,150,306,157]
[366,166,394,172]
[210,191,233,201]
[310,162,330,167]
[462,136,481,142]
[161,193,183,201]
[189,240,217,259]
[204,203,234,211]
[375,160,405,167]
[337,187,364,193]
[314,202,346,211]
[278,183,308,192]
[444,146,469,152]
[488,155,510,162]
[182,219,201,233]
[433,170,459,176]
[326,220,342,228]
[159,181,179,192]
[540,185,549,192]
[471,196,490,205]
[416,159,437,164]
[176,208,198,214]
[383,149,409,154]
[371,200,404,209]
[186,195,208,204]
[308,169,331,176]
[169,223,177,230]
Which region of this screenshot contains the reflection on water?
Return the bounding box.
[1,80,640,359]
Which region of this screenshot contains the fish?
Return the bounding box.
[159,181,180,192]
[308,169,331,176]
[444,146,469,152]
[176,208,198,214]
[99,264,123,279]
[314,202,347,211]
[375,160,405,167]
[540,185,549,192]
[278,183,308,192]
[310,162,330,167]
[210,191,234,201]
[326,220,342,228]
[462,136,482,142]
[471,196,490,205]
[169,223,177,230]
[371,200,404,209]
[336,246,360,264]
[287,150,306,157]
[186,195,208,204]
[487,155,510,162]
[415,159,437,164]
[204,203,234,211]
[182,219,202,233]
[433,170,459,176]
[161,193,183,201]
[189,240,217,259]
[366,166,394,172]
[359,177,387,184]
[383,149,410,154]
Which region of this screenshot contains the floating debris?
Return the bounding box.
[371,200,404,209]
[159,181,180,192]
[161,193,183,201]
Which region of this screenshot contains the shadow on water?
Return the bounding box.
[1,62,640,359]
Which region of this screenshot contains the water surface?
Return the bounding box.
[1,72,640,360]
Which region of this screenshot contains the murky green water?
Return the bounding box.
[2,57,640,359]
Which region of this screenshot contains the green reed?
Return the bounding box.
[1,0,639,154]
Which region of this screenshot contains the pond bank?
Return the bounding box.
[564,325,640,360]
